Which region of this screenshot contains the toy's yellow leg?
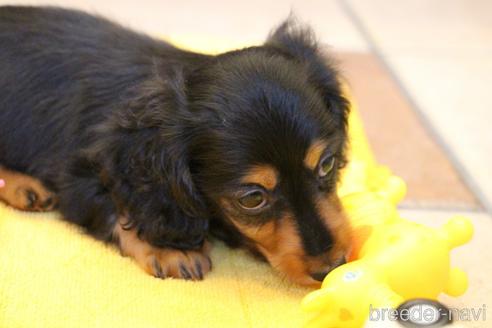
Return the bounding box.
[444,267,468,297]
[440,216,474,249]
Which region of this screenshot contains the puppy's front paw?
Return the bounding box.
[21,186,57,211]
[114,220,212,280]
[147,244,212,280]
[0,167,57,211]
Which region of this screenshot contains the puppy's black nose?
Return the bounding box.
[310,257,347,282]
[332,256,347,267]
[310,271,329,282]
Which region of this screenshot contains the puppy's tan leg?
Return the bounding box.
[0,165,57,211]
[113,217,212,280]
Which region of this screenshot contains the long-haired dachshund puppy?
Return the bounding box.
[0,6,351,286]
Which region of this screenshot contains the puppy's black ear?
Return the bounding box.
[266,17,320,63]
[92,69,208,250]
[266,18,349,126]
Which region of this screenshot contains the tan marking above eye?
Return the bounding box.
[240,164,278,190]
[304,139,329,171]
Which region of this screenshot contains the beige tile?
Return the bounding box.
[338,52,480,209]
[346,0,492,211]
[399,209,492,327]
[347,0,492,54]
[1,0,368,52]
[385,53,492,211]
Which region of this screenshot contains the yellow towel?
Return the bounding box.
[0,38,374,328]
[0,202,311,328]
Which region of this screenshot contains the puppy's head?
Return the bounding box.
[186,20,351,286]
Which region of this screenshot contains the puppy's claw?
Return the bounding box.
[195,259,203,280]
[152,258,166,279]
[41,196,55,210]
[179,263,193,280]
[25,189,37,209]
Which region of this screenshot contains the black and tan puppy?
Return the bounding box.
[0,6,351,286]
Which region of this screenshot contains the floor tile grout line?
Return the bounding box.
[337,0,492,216]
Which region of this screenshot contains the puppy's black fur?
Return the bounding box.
[1,6,212,247]
[0,6,349,283]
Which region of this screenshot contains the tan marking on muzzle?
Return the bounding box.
[230,216,320,287]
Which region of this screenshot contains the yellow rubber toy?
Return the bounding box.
[301,159,474,328]
[300,95,474,328]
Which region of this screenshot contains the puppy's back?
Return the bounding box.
[0,6,172,173]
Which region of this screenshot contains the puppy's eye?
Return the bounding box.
[237,189,267,210]
[318,154,335,178]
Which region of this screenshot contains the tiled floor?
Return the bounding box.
[343,0,492,213]
[1,0,491,326]
[339,52,480,210]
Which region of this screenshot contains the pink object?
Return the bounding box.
[0,179,5,188]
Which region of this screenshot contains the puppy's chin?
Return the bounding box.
[254,244,350,288]
[241,242,319,287]
[264,252,322,288]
